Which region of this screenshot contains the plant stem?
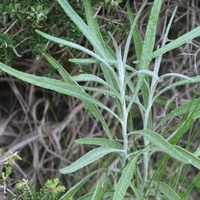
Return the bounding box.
[142,61,160,190]
[117,46,129,166]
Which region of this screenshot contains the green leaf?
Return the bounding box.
[174,145,200,170]
[155,98,200,129]
[77,190,114,200]
[139,0,162,107]
[152,26,200,59]
[0,62,117,139]
[128,0,162,110]
[69,58,99,64]
[82,0,114,59]
[160,73,194,82]
[168,115,194,144]
[150,6,177,86]
[154,181,181,200]
[194,147,200,157]
[35,30,118,84]
[126,2,143,60]
[154,96,176,109]
[80,86,119,100]
[192,173,200,190]
[127,69,159,82]
[55,0,122,115]
[56,0,119,91]
[154,76,200,102]
[82,0,118,91]
[60,147,124,174]
[59,171,96,200]
[75,138,123,149]
[113,154,138,200]
[130,185,145,200]
[134,130,200,169]
[180,172,200,199]
[69,58,133,70]
[124,0,147,63]
[91,173,107,200]
[139,0,162,70]
[41,51,75,84]
[72,74,118,95]
[0,64,105,114]
[57,0,103,57]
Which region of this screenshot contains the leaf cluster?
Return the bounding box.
[0,0,200,199]
[0,149,66,200]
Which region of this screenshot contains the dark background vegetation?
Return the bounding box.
[0,0,200,199]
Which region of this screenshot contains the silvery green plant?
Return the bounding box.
[1,0,200,199]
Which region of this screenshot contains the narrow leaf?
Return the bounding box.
[41,51,75,84]
[154,96,176,109]
[136,129,200,169]
[35,30,119,83]
[139,0,162,70]
[57,0,104,57]
[0,62,119,139]
[57,0,118,91]
[168,115,194,144]
[153,76,200,102]
[130,185,145,200]
[126,2,144,60]
[91,174,107,200]
[113,154,138,200]
[155,99,200,129]
[69,58,98,64]
[77,190,114,200]
[80,86,120,100]
[0,63,117,118]
[152,26,200,58]
[69,58,133,70]
[128,0,162,110]
[82,0,119,91]
[83,0,114,59]
[174,145,200,170]
[72,74,117,93]
[194,148,200,157]
[60,171,96,200]
[154,181,181,200]
[60,147,124,174]
[75,138,123,149]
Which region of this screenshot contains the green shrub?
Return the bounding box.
[0,149,66,199]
